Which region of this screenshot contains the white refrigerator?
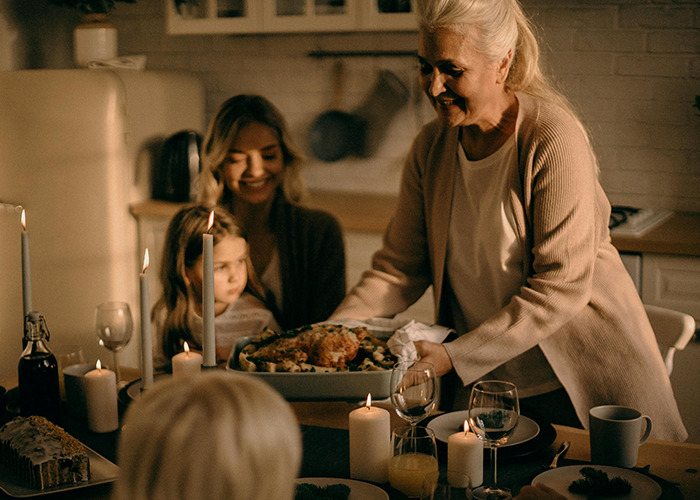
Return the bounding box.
[0,69,205,381]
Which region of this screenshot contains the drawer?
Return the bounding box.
[642,254,700,321]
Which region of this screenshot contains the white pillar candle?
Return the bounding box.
[172,342,202,378]
[349,394,390,483]
[139,249,154,389]
[447,420,483,488]
[202,211,216,368]
[84,360,119,433]
[20,209,33,318]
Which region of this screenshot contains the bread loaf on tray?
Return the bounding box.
[0,415,90,489]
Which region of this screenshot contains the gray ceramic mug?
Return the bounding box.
[589,405,652,468]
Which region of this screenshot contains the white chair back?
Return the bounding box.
[644,304,696,376]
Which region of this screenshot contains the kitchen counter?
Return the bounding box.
[130,195,700,257]
[611,212,700,257]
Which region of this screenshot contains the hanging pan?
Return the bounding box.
[308,60,366,162]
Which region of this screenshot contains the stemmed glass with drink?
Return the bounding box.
[389,360,439,498]
[94,301,133,386]
[468,380,520,500]
[390,360,438,431]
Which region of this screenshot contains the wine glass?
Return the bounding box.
[390,360,438,431]
[94,301,133,386]
[468,380,519,500]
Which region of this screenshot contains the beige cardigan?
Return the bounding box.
[333,93,687,441]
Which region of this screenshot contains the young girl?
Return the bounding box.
[153,204,279,367]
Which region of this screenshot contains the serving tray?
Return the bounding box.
[0,443,119,498]
[226,335,393,401]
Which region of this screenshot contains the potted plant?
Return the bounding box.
[48,0,137,67]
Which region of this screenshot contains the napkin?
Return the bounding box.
[386,320,453,364]
[87,55,147,70]
[326,317,453,364]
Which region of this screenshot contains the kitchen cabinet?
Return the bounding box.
[166,0,416,35]
[642,254,700,320]
[612,212,700,322]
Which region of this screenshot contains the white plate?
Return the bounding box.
[428,410,539,446]
[0,443,119,498]
[531,465,662,500]
[295,477,389,500]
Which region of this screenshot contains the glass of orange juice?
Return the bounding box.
[389,426,439,498]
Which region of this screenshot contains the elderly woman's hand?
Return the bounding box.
[413,340,452,377]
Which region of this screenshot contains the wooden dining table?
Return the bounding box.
[1,376,699,499]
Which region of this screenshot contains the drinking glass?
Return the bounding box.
[390,360,438,431]
[94,301,133,385]
[421,471,472,500]
[389,425,439,498]
[468,380,519,500]
[54,345,84,401]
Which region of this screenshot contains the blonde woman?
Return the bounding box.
[113,372,302,500]
[199,95,346,330]
[331,0,686,441]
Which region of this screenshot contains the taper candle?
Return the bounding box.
[20,209,33,318]
[202,211,216,368]
[139,249,154,389]
[349,394,390,483]
[84,360,119,433]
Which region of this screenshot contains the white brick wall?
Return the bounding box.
[7,0,698,209]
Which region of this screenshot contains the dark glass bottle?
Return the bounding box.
[18,311,61,423]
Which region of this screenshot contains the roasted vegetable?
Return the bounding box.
[568,466,632,497]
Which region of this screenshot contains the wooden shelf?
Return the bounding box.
[129,190,398,234]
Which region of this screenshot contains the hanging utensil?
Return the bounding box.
[308,60,366,162]
[354,69,409,157]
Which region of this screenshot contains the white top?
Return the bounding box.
[190,292,279,350]
[446,136,560,398]
[261,248,284,313]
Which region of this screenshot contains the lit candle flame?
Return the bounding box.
[20,209,26,230]
[96,359,102,371]
[142,248,150,273]
[365,393,373,409]
[184,342,190,354]
[463,420,470,434]
[207,211,215,232]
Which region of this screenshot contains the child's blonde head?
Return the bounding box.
[115,371,302,500]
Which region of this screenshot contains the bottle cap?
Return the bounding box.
[23,311,50,341]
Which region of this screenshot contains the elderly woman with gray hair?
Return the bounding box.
[331,0,686,442]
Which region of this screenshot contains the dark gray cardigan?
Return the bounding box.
[269,189,346,330]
